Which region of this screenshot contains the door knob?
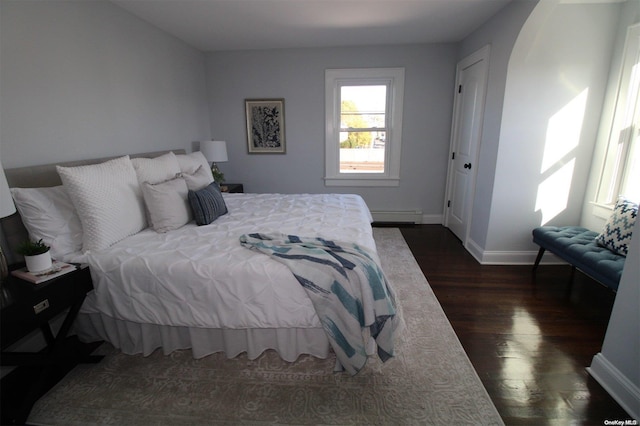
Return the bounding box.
[464,163,472,169]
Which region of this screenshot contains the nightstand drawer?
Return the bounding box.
[18,280,74,321]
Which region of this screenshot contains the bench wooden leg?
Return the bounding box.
[533,247,545,272]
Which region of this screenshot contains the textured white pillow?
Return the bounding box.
[131,152,181,184]
[182,165,213,191]
[10,186,83,259]
[141,177,192,233]
[57,156,146,252]
[176,151,214,181]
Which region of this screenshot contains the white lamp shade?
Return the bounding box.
[0,165,16,218]
[201,140,228,163]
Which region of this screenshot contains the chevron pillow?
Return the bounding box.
[596,197,638,256]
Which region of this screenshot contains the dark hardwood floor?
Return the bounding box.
[398,224,633,425]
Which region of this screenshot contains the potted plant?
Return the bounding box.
[211,168,225,184]
[17,239,52,272]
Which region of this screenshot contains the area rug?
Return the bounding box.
[28,228,503,425]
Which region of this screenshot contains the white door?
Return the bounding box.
[445,46,490,243]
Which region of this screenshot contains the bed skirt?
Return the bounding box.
[74,313,331,362]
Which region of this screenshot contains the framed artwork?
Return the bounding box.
[245,99,286,154]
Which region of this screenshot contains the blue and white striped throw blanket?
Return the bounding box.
[239,233,401,375]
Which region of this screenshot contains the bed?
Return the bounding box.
[2,150,400,374]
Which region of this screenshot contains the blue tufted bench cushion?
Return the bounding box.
[532,226,625,291]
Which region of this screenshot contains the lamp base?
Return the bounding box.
[211,163,225,183]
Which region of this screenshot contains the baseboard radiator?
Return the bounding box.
[371,210,423,224]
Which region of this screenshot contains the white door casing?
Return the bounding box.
[444,45,490,243]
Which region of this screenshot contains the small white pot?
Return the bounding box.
[25,252,52,273]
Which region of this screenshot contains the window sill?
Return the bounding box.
[590,201,614,220]
[324,177,400,187]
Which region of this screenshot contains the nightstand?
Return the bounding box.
[1,264,103,424]
[220,183,244,193]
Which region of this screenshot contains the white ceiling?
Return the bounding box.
[110,0,513,52]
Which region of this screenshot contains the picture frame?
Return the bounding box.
[245,99,286,154]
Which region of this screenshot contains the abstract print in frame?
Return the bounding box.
[245,99,286,154]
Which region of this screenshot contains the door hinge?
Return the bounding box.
[451,152,455,160]
[458,85,462,94]
[447,200,451,208]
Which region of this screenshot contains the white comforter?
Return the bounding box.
[68,193,375,331]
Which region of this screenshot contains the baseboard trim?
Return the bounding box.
[465,238,484,263]
[371,210,423,224]
[369,212,443,225]
[480,250,542,265]
[464,240,567,265]
[421,214,443,224]
[587,353,640,420]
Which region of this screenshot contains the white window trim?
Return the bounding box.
[324,68,404,187]
[595,23,640,206]
[589,200,615,220]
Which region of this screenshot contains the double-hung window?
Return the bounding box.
[325,68,405,186]
[596,23,640,206]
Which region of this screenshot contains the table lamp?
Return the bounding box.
[200,140,228,183]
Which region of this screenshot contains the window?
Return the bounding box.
[325,68,404,186]
[596,23,640,206]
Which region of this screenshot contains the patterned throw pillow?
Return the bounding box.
[188,182,228,226]
[596,197,638,256]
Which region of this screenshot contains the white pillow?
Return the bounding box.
[10,186,83,259]
[176,151,214,181]
[141,177,192,233]
[182,165,213,191]
[131,152,181,184]
[57,156,147,252]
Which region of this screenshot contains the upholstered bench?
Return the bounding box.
[532,198,637,292]
[532,226,626,291]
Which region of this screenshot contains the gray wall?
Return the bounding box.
[585,2,640,417]
[460,0,621,262]
[1,0,629,256]
[487,0,619,254]
[0,0,211,169]
[206,45,457,218]
[588,218,640,419]
[458,0,538,250]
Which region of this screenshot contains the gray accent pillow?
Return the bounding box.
[188,182,228,226]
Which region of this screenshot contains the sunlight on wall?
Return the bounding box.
[536,159,576,224]
[536,89,588,224]
[541,89,588,173]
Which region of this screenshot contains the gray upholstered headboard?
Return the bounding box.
[1,149,186,264]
